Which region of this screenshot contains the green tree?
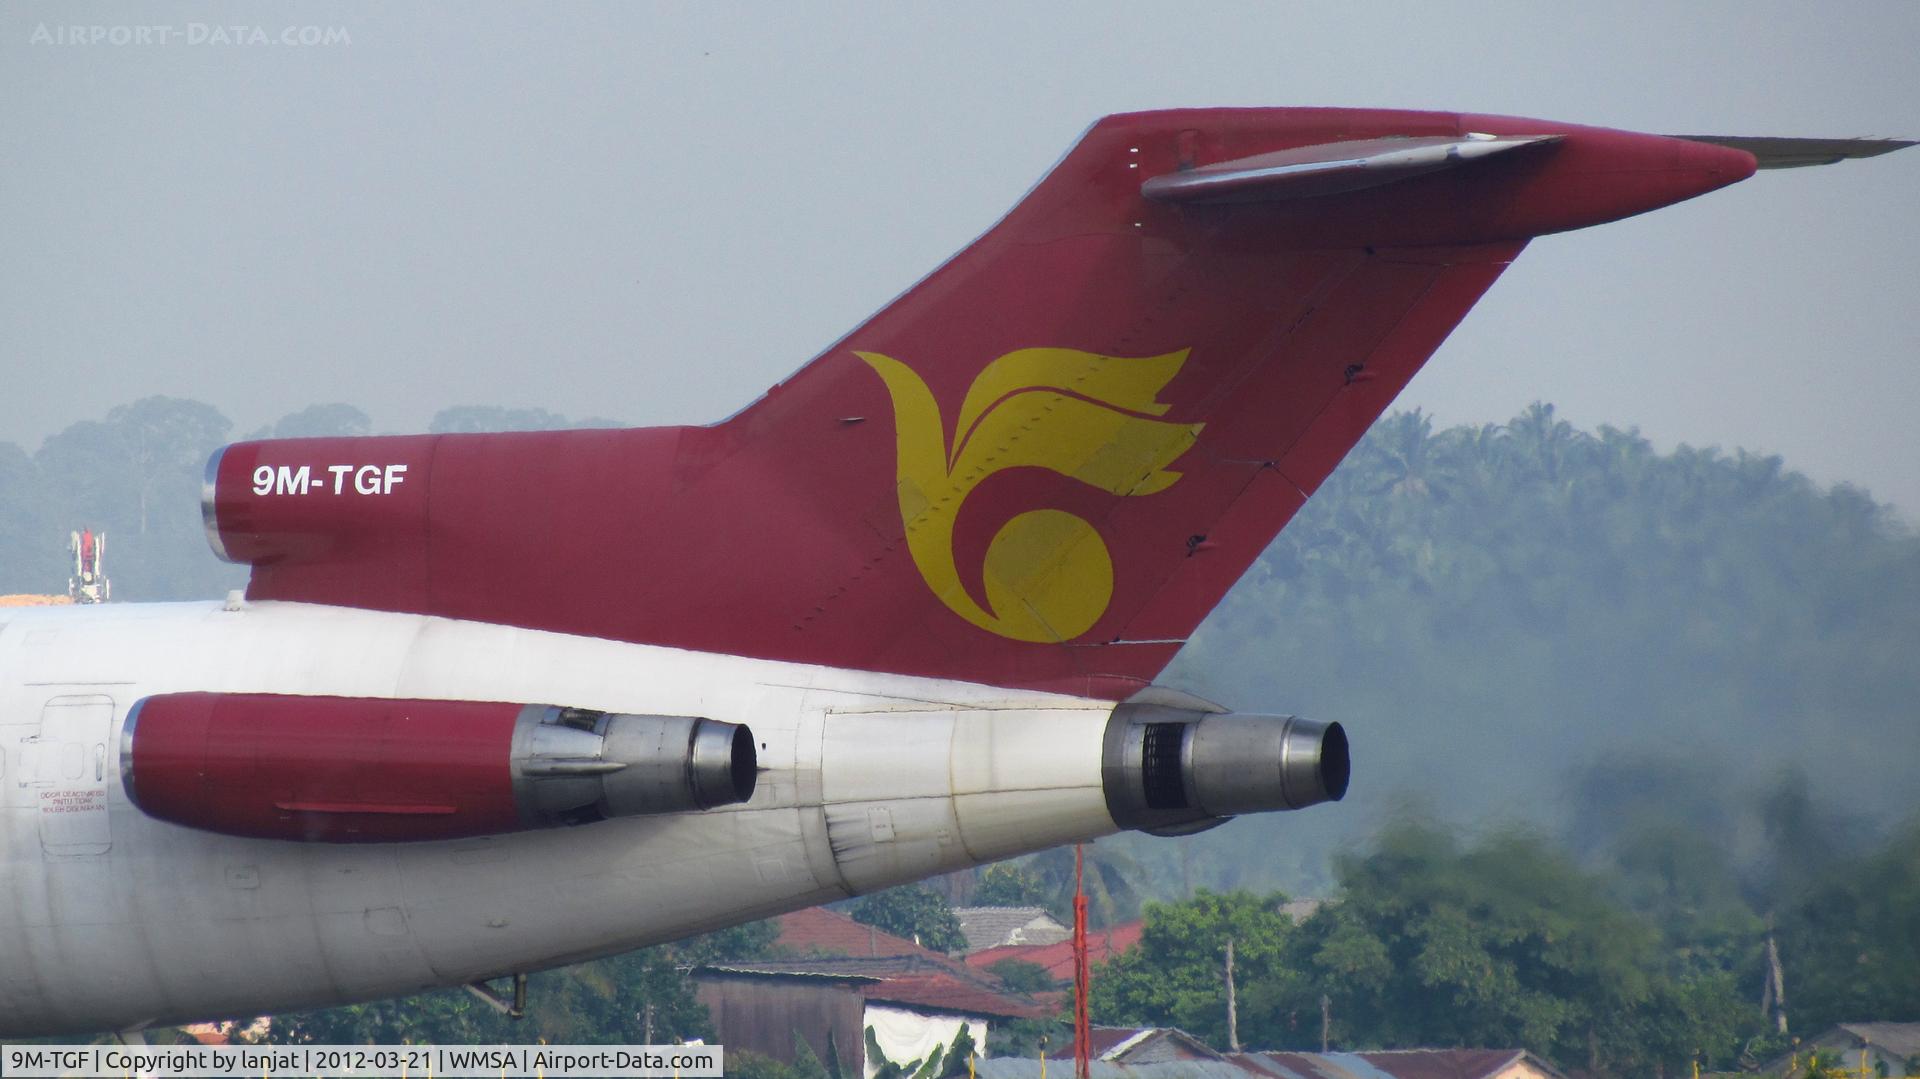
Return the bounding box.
[108,397,231,535]
[251,403,373,440]
[972,861,1054,911]
[992,1012,1071,1061]
[985,958,1056,994]
[0,440,57,592]
[34,396,240,599]
[1091,890,1300,1050]
[851,885,965,953]
[1271,821,1759,1073]
[1775,819,1920,1034]
[1324,824,1636,1057]
[1024,845,1143,928]
[728,1042,836,1079]
[273,988,514,1042]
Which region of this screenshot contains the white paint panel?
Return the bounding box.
[948,708,1107,795]
[952,790,1116,865]
[820,712,955,803]
[824,797,964,892]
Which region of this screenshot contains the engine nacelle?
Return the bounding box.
[1102,698,1349,835]
[121,693,755,843]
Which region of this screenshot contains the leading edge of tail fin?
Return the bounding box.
[210,108,1762,698]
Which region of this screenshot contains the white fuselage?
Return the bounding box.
[0,600,1122,1036]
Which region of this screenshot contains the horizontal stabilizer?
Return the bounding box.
[1671,134,1916,169]
[1141,133,1560,203]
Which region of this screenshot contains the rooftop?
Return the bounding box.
[1756,1022,1920,1073]
[953,905,1072,952]
[773,905,936,960]
[1834,1022,1920,1058]
[971,1048,1566,1079]
[1241,1048,1560,1079]
[696,952,1051,1020]
[966,920,1144,982]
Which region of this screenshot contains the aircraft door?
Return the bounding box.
[24,694,115,856]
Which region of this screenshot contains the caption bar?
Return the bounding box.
[1,1043,722,1078]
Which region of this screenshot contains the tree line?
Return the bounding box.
[1088,805,1919,1074]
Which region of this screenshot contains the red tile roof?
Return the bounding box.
[865,972,1053,1020]
[775,906,940,960]
[180,1024,230,1046]
[965,920,1144,981]
[1084,1027,1141,1058]
[704,907,1059,1022]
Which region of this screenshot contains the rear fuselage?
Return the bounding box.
[0,600,1117,1036]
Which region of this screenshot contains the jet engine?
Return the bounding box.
[1102,697,1348,835]
[121,692,756,842]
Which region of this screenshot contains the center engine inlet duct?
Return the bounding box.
[1102,697,1349,835]
[122,693,756,843]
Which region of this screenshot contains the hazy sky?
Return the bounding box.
[4,3,1916,511]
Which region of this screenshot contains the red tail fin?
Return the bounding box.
[207,108,1754,697]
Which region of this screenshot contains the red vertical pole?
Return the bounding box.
[1074,844,1091,1079]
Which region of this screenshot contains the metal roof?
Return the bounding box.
[974,1061,1252,1078]
[973,1047,1563,1079]
[1837,1023,1920,1059]
[692,953,1050,1020]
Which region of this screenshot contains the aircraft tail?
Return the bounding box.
[207,108,1756,698]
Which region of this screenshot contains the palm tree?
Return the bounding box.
[1369,409,1439,501]
[1024,844,1146,928]
[1504,401,1588,488]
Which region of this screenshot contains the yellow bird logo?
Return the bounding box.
[857,347,1202,643]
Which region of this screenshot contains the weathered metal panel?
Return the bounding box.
[696,975,864,1071]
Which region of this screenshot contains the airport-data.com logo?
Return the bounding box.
[29,23,353,47]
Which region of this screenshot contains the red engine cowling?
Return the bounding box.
[122,693,756,843]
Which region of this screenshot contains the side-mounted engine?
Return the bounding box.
[121,692,755,842]
[1102,696,1348,835]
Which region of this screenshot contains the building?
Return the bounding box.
[972,1042,1567,1079]
[695,955,1049,1077]
[1756,1022,1920,1077]
[773,904,936,959]
[966,920,1144,984]
[700,907,1051,1076]
[954,906,1073,952]
[1234,1048,1568,1079]
[1074,1025,1225,1064]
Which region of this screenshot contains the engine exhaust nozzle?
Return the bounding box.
[1102,700,1349,835]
